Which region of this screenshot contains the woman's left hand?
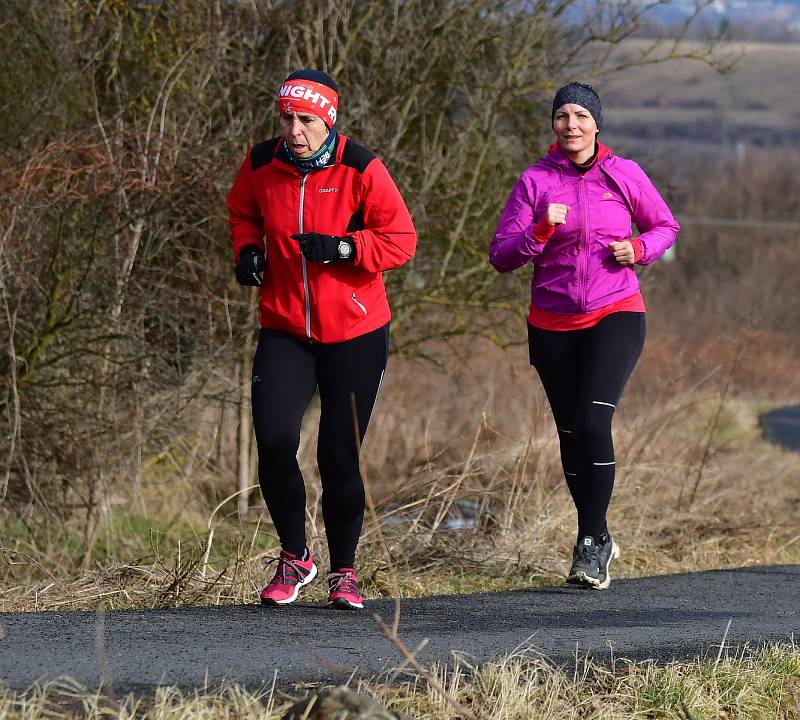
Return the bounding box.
[609,240,635,266]
[292,233,355,263]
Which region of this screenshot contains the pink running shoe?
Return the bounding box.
[260,549,317,606]
[326,568,364,609]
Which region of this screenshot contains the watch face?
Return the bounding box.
[338,240,352,258]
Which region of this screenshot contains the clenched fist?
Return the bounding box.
[547,203,570,226]
[235,245,267,286]
[291,233,355,263]
[609,240,635,266]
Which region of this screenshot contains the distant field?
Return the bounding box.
[588,39,800,155]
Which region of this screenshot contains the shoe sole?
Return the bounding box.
[260,563,318,606]
[566,570,601,588]
[327,597,364,610]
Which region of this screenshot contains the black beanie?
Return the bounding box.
[284,68,339,94]
[551,83,602,131]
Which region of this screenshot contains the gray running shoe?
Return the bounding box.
[566,535,601,587]
[566,534,620,589]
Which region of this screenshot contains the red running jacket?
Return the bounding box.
[227,135,416,343]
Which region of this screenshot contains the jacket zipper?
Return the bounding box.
[352,292,367,316]
[579,175,589,313]
[299,174,311,339]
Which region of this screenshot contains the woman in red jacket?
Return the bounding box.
[227,69,416,609]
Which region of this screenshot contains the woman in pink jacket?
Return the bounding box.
[490,83,679,590]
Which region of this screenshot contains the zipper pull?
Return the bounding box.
[351,292,367,316]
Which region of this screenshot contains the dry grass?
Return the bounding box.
[1,291,798,717]
[0,643,797,719]
[0,680,286,719]
[375,642,800,720]
[1,324,798,613]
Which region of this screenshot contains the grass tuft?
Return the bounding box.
[0,644,797,719]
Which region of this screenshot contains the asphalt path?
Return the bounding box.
[1,565,798,694]
[760,405,800,452]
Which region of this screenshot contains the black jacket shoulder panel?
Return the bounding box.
[250,138,279,171]
[345,207,365,233]
[340,140,376,174]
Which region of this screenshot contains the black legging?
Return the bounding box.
[528,312,645,541]
[251,324,389,570]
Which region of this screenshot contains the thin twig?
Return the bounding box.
[715,618,733,667]
[373,613,477,720]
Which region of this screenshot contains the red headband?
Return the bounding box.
[278,79,338,126]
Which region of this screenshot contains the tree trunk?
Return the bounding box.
[237,297,257,519]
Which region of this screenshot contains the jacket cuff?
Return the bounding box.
[531,218,556,244]
[630,237,644,263]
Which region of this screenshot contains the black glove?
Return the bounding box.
[291,233,355,263]
[235,244,266,287]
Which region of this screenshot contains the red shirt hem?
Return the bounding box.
[528,291,646,331]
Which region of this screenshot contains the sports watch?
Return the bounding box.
[337,238,353,260]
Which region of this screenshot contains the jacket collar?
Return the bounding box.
[544,141,613,172]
